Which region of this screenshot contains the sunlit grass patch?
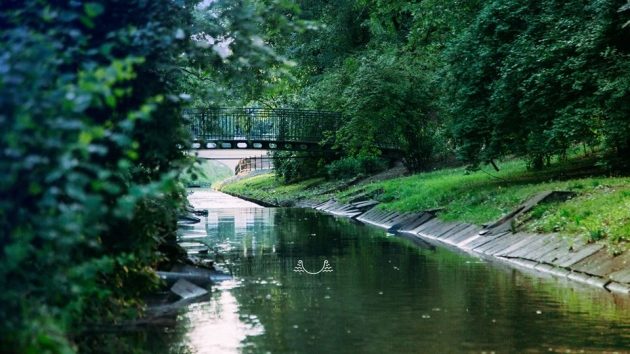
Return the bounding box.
[342,157,630,245]
[221,173,332,204]
[527,187,630,247]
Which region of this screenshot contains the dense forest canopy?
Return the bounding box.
[238,0,629,180]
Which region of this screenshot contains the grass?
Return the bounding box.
[528,187,630,247]
[220,155,630,248]
[220,173,348,206]
[182,159,233,187]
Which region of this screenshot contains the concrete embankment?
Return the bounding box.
[313,198,630,295]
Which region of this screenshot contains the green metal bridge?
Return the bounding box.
[185,108,341,150]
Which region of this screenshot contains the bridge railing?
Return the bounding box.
[235,155,274,175]
[184,107,341,144]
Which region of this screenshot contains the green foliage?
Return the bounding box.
[220,172,338,205]
[444,0,630,168]
[256,0,630,180]
[333,51,436,167]
[528,186,630,246]
[224,156,630,249]
[272,151,329,183]
[255,0,486,178]
[182,160,233,187]
[326,156,387,179]
[182,0,305,107]
[0,0,240,351]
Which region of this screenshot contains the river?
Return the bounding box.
[148,190,630,353]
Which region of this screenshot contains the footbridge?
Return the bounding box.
[185,107,341,151]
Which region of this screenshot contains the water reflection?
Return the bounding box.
[174,207,630,353]
[179,281,264,354]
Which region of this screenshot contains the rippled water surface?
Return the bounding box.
[160,192,630,353]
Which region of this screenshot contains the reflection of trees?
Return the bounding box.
[201,208,630,353]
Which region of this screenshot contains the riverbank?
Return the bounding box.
[313,198,630,295]
[142,193,630,352]
[218,156,630,294]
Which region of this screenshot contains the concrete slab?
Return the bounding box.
[445,225,481,245]
[567,272,593,284]
[553,243,604,268]
[520,237,567,261]
[170,279,209,299]
[436,223,470,239]
[457,235,481,249]
[441,223,475,240]
[411,218,442,234]
[494,233,536,254]
[392,213,422,232]
[465,234,502,250]
[584,276,609,288]
[510,258,538,269]
[547,267,571,278]
[379,211,398,220]
[430,222,463,238]
[534,263,556,273]
[609,268,630,284]
[473,234,512,254]
[494,233,539,257]
[539,238,585,264]
[605,282,630,295]
[502,236,552,259]
[571,250,630,278]
[419,220,456,237]
[398,214,433,233]
[480,234,529,255]
[387,214,414,228]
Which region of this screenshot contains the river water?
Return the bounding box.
[159,190,630,353]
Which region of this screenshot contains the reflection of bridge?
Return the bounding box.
[185,107,340,150]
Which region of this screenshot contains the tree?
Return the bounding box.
[444,0,630,168]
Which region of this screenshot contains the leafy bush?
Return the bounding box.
[273,151,329,183]
[326,156,388,179]
[0,0,294,350]
[0,1,194,352]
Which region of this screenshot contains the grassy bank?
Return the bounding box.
[218,174,346,206]
[183,159,233,188]
[220,156,630,250]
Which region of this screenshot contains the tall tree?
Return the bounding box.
[444,0,630,168]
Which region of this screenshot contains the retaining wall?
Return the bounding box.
[314,199,630,295]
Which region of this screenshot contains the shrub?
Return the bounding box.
[326,156,387,179]
[0,1,192,351]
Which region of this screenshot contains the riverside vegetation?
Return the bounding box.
[1,0,294,352]
[220,0,630,253]
[220,154,630,253]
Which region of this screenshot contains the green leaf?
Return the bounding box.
[84,2,105,18]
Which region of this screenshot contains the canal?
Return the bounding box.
[158,191,630,353]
